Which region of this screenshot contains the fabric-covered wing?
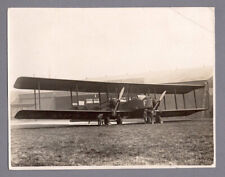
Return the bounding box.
[15,108,207,119]
[157,108,207,117]
[128,108,206,118]
[15,110,110,120]
[15,109,131,120]
[14,77,205,94]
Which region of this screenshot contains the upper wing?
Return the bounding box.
[14,77,204,94]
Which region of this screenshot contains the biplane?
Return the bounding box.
[14,77,208,125]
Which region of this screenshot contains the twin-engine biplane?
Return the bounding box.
[14,77,208,125]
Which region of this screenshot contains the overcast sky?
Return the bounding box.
[8,8,214,90]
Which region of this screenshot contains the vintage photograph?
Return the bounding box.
[8,8,215,169]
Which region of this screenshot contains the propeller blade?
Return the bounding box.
[153,91,166,110]
[118,87,125,101]
[113,87,125,116]
[159,91,167,101]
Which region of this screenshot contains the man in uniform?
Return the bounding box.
[143,94,162,124]
[143,95,154,124]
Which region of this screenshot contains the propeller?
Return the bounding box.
[153,90,166,110]
[112,87,125,116]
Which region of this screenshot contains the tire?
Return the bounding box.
[104,117,110,125]
[155,114,162,124]
[116,116,123,125]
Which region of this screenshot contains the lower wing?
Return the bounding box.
[14,109,130,120]
[156,108,207,117]
[14,108,206,120]
[128,108,207,118]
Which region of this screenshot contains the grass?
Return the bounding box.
[11,120,214,167]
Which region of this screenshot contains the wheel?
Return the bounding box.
[116,116,123,125]
[104,117,110,125]
[155,114,162,124]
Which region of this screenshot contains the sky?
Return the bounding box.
[8,8,215,90]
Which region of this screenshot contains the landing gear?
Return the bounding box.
[155,114,163,124]
[104,116,110,125]
[116,115,123,125]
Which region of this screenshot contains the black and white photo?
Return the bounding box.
[8,8,215,169]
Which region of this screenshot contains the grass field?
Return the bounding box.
[10,119,214,167]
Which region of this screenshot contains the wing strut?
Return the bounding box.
[70,89,73,107]
[76,84,79,106]
[163,95,166,110]
[193,89,197,108]
[98,92,101,108]
[34,89,37,110]
[183,93,186,109]
[174,89,178,109]
[38,80,41,109]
